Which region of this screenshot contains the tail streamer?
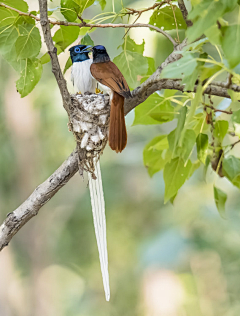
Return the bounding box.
[88,160,110,301]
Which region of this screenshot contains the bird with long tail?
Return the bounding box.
[69,44,131,301]
[70,44,110,300]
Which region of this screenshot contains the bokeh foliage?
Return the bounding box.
[1,0,240,315]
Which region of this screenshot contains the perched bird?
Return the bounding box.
[69,44,97,94]
[90,45,131,153]
[69,44,110,301]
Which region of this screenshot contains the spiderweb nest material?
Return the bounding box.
[70,93,110,178]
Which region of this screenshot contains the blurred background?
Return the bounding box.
[1,0,240,315]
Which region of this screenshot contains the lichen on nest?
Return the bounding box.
[69,92,110,177]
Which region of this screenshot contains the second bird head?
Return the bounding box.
[92,45,110,63]
[69,45,92,63]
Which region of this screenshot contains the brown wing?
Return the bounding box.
[90,61,131,98]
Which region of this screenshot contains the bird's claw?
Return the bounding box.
[95,88,103,94]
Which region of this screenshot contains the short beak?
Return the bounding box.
[81,45,92,53]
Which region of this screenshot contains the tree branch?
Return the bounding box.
[0,150,78,251]
[178,0,193,27]
[0,2,177,47]
[39,0,72,115]
[125,0,169,15]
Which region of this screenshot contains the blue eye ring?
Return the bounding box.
[74,47,81,53]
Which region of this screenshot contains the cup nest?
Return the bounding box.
[69,93,110,178]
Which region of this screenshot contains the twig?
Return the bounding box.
[125,0,169,15]
[39,0,72,115]
[78,15,86,25]
[205,104,233,115]
[0,2,177,47]
[170,2,180,43]
[177,0,192,27]
[231,139,240,149]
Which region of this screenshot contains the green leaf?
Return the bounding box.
[73,0,95,13]
[15,24,41,59]
[97,0,106,10]
[0,24,19,68]
[223,0,238,10]
[149,5,187,30]
[181,84,202,142]
[222,155,240,188]
[205,25,222,45]
[1,0,28,12]
[121,36,145,54]
[63,56,72,74]
[182,67,199,91]
[222,25,240,69]
[176,129,196,162]
[161,54,198,82]
[113,50,148,89]
[140,57,156,84]
[149,102,175,123]
[151,137,169,151]
[171,106,187,155]
[187,0,225,42]
[143,135,170,177]
[16,58,43,97]
[214,120,229,142]
[133,93,175,125]
[163,157,192,203]
[232,109,240,123]
[60,0,80,22]
[53,25,79,51]
[214,186,227,218]
[196,133,208,164]
[79,19,95,35]
[81,33,94,46]
[0,7,18,27]
[39,44,63,65]
[200,64,222,82]
[232,109,240,137]
[164,89,178,98]
[228,89,240,102]
[188,160,201,179]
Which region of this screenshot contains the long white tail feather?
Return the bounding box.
[88,160,110,301]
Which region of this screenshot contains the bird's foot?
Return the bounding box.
[95,88,103,94]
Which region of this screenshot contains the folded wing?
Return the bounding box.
[90,61,131,99]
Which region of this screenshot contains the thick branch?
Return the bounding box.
[38,0,72,114]
[0,150,78,251]
[0,2,177,46]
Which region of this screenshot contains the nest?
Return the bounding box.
[69,93,110,178]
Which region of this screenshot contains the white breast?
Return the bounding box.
[71,59,97,94]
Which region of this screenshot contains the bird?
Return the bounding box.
[69,44,97,94]
[90,45,131,153]
[69,44,110,301]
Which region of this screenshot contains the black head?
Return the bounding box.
[69,45,91,63]
[92,45,110,63]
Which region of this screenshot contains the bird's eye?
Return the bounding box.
[74,47,81,53]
